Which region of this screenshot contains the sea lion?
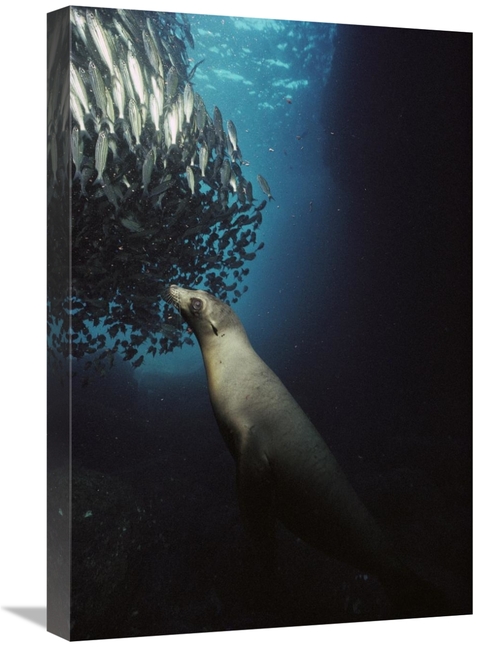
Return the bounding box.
[168,284,447,618]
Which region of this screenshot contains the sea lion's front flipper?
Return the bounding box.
[235,431,276,570]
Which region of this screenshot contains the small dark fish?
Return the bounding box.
[220,159,231,188]
[245,181,254,202]
[148,178,175,198]
[123,347,138,360]
[142,147,156,196]
[180,15,195,49]
[213,106,223,141]
[188,58,205,80]
[236,182,246,205]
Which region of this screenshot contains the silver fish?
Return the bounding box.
[112,67,125,119]
[70,62,89,114]
[257,174,274,201]
[183,82,194,123]
[127,48,146,108]
[88,60,108,117]
[112,16,133,47]
[86,9,115,76]
[104,87,115,126]
[151,75,164,118]
[163,113,172,148]
[143,28,163,78]
[71,126,84,183]
[167,107,179,145]
[236,181,246,205]
[119,58,135,106]
[186,166,196,195]
[128,98,142,145]
[227,120,238,152]
[176,94,185,134]
[94,129,109,184]
[166,66,178,102]
[149,93,160,132]
[199,143,209,177]
[146,17,164,76]
[70,7,88,47]
[229,170,237,193]
[122,120,134,151]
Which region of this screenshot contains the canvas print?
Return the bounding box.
[47,5,472,641]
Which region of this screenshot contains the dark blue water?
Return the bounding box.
[48,13,471,640]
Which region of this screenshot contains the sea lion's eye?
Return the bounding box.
[191,298,203,312]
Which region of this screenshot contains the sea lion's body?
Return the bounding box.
[168,285,446,616]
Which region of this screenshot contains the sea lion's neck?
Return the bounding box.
[198,327,255,390]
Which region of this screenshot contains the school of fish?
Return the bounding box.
[47,8,274,377]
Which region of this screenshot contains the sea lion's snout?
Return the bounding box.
[167,284,182,311]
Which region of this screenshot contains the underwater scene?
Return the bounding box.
[47,6,472,641]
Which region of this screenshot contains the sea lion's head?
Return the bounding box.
[168,285,243,344]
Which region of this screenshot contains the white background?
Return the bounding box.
[1,1,494,645]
